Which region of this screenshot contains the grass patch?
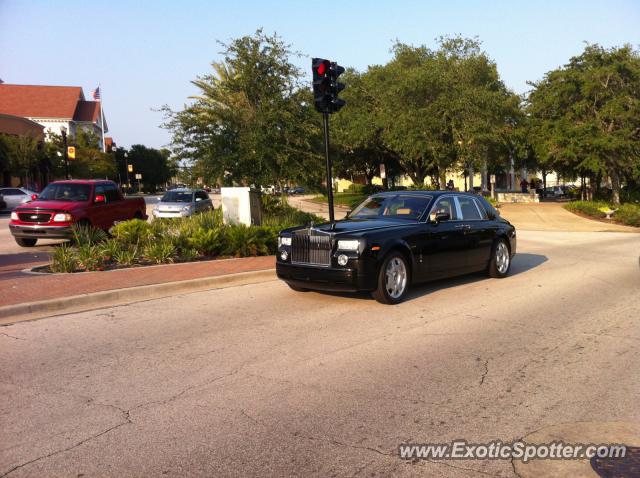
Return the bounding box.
[311,193,367,208]
[564,201,640,227]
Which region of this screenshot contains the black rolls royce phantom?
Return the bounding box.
[276,191,516,304]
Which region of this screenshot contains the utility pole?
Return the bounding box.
[322,112,334,222]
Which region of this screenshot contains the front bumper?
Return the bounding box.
[152,210,192,218]
[276,261,376,292]
[10,224,73,239]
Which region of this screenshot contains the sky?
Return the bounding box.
[1,0,639,149]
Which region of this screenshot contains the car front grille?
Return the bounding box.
[18,212,52,223]
[291,231,332,266]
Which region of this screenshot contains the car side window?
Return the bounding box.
[458,196,482,220]
[432,197,458,221]
[2,189,23,196]
[95,185,106,201]
[473,198,489,219]
[196,191,208,201]
[105,184,121,202]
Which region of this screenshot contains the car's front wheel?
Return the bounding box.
[15,237,37,247]
[371,251,410,304]
[488,238,511,278]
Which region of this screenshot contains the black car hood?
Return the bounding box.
[298,218,415,236]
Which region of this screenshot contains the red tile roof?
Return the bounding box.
[73,100,100,122]
[0,84,84,119]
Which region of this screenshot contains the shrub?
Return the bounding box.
[76,244,103,271]
[617,203,640,227]
[188,228,222,255]
[99,239,121,262]
[110,219,154,245]
[180,248,199,262]
[143,239,176,264]
[564,201,609,219]
[72,223,107,246]
[113,247,139,267]
[50,244,79,273]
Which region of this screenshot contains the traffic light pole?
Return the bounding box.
[323,112,335,223]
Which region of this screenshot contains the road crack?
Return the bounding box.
[0,333,25,340]
[479,358,489,386]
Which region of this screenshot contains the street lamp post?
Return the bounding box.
[60,125,69,180]
[123,151,130,195]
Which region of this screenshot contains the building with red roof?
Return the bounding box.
[0,84,108,141]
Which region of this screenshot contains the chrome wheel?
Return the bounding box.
[385,257,407,299]
[496,242,510,274]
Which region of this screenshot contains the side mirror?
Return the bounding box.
[31,194,38,201]
[429,211,450,223]
[94,194,106,204]
[195,197,202,202]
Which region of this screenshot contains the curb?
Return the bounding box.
[0,269,276,325]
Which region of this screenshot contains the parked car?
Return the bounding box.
[9,180,147,247]
[276,191,517,304]
[152,188,212,218]
[0,187,37,211]
[289,187,305,195]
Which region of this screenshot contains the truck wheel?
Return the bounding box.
[371,251,410,304]
[15,237,37,247]
[487,238,511,278]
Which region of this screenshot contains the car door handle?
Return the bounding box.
[454,224,471,230]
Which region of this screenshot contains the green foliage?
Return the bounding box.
[143,239,176,264]
[187,228,223,255]
[527,44,640,204]
[180,248,199,262]
[50,244,79,273]
[99,239,121,262]
[76,244,103,271]
[565,201,640,227]
[110,219,154,245]
[163,29,323,189]
[113,247,139,267]
[72,223,108,246]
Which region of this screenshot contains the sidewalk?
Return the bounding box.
[1,255,275,308]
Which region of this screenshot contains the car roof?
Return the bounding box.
[372,190,485,199]
[165,188,195,193]
[49,179,115,185]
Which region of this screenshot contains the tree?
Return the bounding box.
[527,44,640,204]
[163,29,322,189]
[127,144,172,192]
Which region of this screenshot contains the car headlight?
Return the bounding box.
[278,236,292,247]
[181,205,192,212]
[337,239,360,251]
[52,213,72,222]
[10,211,18,220]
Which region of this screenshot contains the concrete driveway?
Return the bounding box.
[1,229,639,477]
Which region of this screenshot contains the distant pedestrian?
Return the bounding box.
[520,178,529,193]
[446,179,455,191]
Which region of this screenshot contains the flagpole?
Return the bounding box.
[98,83,106,152]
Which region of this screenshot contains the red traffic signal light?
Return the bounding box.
[312,58,346,114]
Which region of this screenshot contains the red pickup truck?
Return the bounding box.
[9,180,147,247]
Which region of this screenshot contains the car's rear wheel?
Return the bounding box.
[371,251,410,304]
[488,239,511,278]
[15,237,37,247]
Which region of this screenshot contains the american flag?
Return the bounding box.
[91,86,101,101]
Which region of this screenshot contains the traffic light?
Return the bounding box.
[312,58,346,114]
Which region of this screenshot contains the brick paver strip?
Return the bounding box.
[1,256,275,307]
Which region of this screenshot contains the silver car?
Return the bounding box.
[0,187,37,211]
[152,188,213,218]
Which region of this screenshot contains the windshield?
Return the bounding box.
[38,183,91,202]
[350,194,432,220]
[161,191,193,203]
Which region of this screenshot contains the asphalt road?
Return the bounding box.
[1,230,639,477]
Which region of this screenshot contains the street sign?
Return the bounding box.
[135,173,142,179]
[67,146,76,159]
[127,164,133,173]
[490,174,496,183]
